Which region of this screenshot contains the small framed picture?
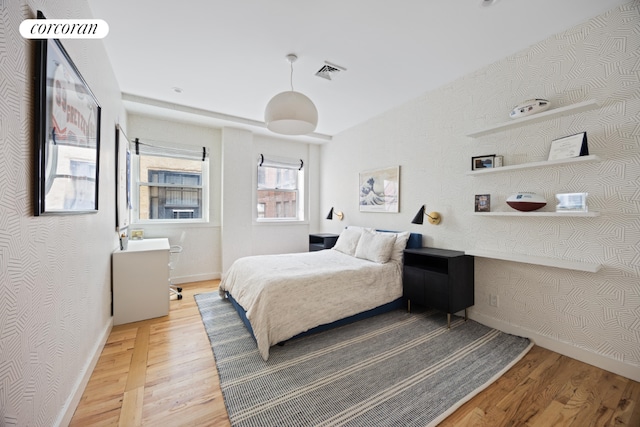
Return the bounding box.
[130,229,144,240]
[556,192,588,212]
[475,194,491,212]
[471,155,496,170]
[548,132,588,161]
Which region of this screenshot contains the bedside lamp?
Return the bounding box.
[411,205,441,225]
[326,207,344,220]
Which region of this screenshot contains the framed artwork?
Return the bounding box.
[471,155,495,170]
[359,166,399,213]
[548,132,588,161]
[34,12,101,215]
[475,194,491,212]
[115,124,131,231]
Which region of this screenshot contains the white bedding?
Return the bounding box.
[219,249,403,360]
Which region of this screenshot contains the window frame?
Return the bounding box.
[131,151,210,225]
[254,155,306,223]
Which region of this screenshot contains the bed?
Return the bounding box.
[219,227,422,360]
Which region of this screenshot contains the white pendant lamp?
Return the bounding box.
[265,54,318,135]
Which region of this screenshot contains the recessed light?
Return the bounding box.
[171,86,183,93]
[480,0,499,6]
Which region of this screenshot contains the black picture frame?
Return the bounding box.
[115,124,130,232]
[34,11,101,216]
[475,194,491,212]
[471,154,495,170]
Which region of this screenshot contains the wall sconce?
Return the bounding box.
[326,207,344,221]
[411,205,441,225]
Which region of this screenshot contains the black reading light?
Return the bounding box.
[411,205,441,225]
[326,207,344,220]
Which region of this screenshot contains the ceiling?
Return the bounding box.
[87,0,627,142]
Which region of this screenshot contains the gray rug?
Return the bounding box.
[195,292,532,427]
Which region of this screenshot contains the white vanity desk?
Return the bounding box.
[112,238,170,325]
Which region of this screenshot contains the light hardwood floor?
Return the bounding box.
[70,280,640,426]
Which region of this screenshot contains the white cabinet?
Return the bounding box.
[112,238,170,325]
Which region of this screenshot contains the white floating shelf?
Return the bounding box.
[467,99,599,138]
[465,249,602,273]
[473,211,600,217]
[466,155,600,176]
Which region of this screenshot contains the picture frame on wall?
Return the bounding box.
[115,124,131,232]
[359,166,399,213]
[547,132,588,161]
[471,155,495,170]
[34,11,102,215]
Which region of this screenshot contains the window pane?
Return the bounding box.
[137,154,204,220]
[257,166,297,190]
[139,155,202,183]
[257,190,297,219]
[139,185,202,219]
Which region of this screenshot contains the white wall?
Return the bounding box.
[0,1,124,425]
[221,129,320,272]
[126,114,222,282]
[320,1,640,380]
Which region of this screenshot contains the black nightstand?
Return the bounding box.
[309,233,339,252]
[403,247,474,328]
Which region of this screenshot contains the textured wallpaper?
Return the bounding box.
[459,0,640,371]
[0,1,123,425]
[322,1,639,377]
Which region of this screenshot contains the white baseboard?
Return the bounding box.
[171,272,220,285]
[56,318,113,427]
[469,311,640,382]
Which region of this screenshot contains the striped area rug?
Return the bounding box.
[195,292,532,427]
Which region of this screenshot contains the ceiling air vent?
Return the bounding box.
[315,61,346,81]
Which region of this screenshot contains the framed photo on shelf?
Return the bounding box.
[556,192,588,212]
[471,155,495,170]
[548,132,588,161]
[475,194,491,212]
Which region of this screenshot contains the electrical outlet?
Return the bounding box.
[490,294,499,307]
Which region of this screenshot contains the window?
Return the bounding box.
[132,140,209,223]
[256,155,304,221]
[145,168,201,219]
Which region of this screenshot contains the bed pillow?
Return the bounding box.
[354,229,397,263]
[332,227,363,256]
[389,231,411,262]
[347,225,374,233]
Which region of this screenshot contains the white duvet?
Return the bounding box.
[219,249,403,360]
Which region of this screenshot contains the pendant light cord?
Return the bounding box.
[290,60,294,91]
